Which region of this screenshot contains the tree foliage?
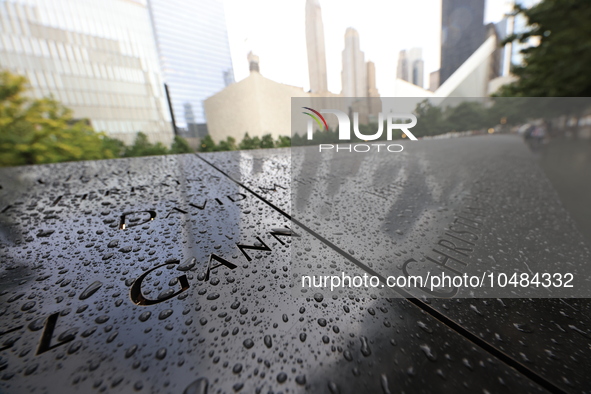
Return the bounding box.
[498,0,591,97]
[0,70,122,166]
[0,70,195,166]
[199,133,290,152]
[170,135,193,154]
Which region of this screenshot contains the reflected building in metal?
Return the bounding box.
[147,0,235,131]
[0,0,173,145]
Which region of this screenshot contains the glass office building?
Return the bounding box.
[0,0,173,145]
[148,0,234,129]
[440,0,486,85]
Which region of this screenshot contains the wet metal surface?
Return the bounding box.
[203,135,591,393]
[0,140,587,393]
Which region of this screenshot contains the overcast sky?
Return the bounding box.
[222,0,512,96]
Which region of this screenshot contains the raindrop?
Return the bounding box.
[420,344,437,361]
[276,372,287,383]
[37,230,54,238]
[343,350,353,361]
[328,381,340,394]
[79,281,103,300]
[28,318,45,332]
[21,301,36,311]
[243,339,254,349]
[183,378,209,394]
[155,348,167,360]
[417,320,433,333]
[360,336,371,357]
[158,288,176,300]
[381,374,392,394]
[125,345,138,358]
[177,257,196,271]
[513,323,534,333]
[158,309,173,320]
[462,358,473,370]
[24,363,38,375]
[68,341,82,354]
[206,293,220,300]
[139,311,151,322]
[264,335,272,348]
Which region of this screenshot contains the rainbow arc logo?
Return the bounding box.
[302,107,328,131]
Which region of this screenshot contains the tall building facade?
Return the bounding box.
[397,48,424,88]
[396,51,408,82]
[148,0,234,128]
[341,28,366,97]
[429,70,440,91]
[367,61,379,98]
[440,0,486,85]
[305,0,328,93]
[0,0,172,144]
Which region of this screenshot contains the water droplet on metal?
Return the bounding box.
[79,281,103,300]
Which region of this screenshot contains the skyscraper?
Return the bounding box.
[341,28,367,97]
[305,0,328,93]
[367,61,379,98]
[397,48,424,88]
[148,0,234,128]
[397,51,409,82]
[0,0,172,144]
[440,0,486,85]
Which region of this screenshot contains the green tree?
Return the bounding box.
[123,132,168,157]
[445,101,489,132]
[0,70,119,166]
[275,135,291,147]
[412,100,447,137]
[170,135,193,154]
[499,0,591,97]
[101,135,126,158]
[260,133,274,149]
[239,133,262,150]
[215,136,237,151]
[199,135,216,152]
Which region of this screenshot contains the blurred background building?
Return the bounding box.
[147,0,234,139]
[305,0,328,94]
[341,27,367,97]
[0,0,545,146]
[204,52,343,143]
[397,48,424,88]
[0,0,173,145]
[440,0,487,85]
